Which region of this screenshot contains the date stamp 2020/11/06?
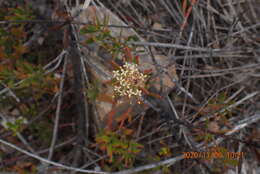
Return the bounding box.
[183,150,244,159]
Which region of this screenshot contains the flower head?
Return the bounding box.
[112,62,147,98]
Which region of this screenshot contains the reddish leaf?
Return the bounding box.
[134,55,139,64]
[116,107,132,128]
[106,106,116,130]
[140,87,163,99]
[97,93,115,104]
[143,69,153,74]
[63,27,69,49]
[110,60,121,70]
[11,27,26,39]
[13,45,28,59]
[181,0,197,30]
[0,46,5,60]
[123,46,133,62]
[182,0,187,14]
[123,128,134,135]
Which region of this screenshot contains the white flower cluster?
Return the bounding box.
[112,62,147,98]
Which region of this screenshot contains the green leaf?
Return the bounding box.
[126,35,139,42]
[7,80,15,88]
[204,133,214,141]
[218,92,226,103]
[86,80,100,101]
[107,145,114,161]
[86,38,95,44]
[97,135,110,143]
[80,25,99,34]
[103,30,111,38]
[6,6,34,21]
[224,159,239,166]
